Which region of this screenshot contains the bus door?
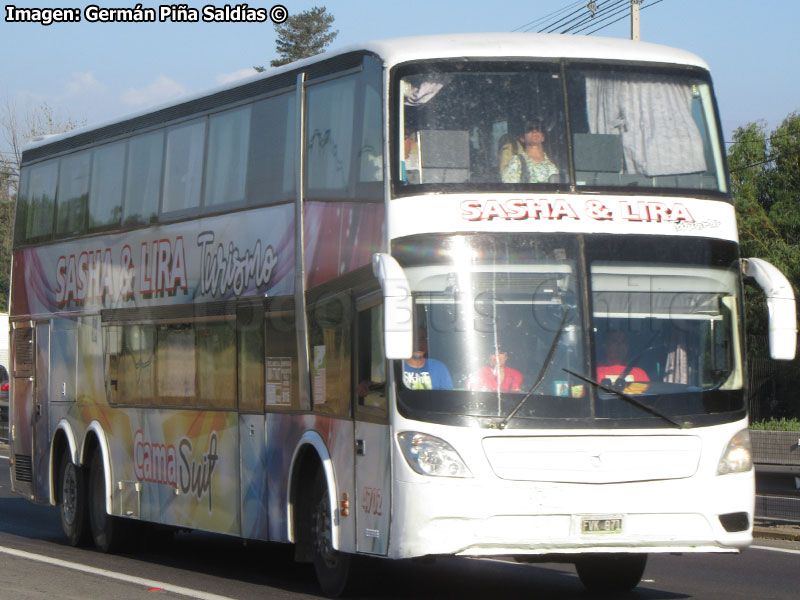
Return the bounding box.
[353,297,391,555]
[10,321,50,502]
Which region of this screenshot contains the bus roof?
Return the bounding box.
[23,33,709,159]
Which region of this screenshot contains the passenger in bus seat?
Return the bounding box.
[402,334,453,390]
[467,345,523,392]
[501,119,559,183]
[596,330,650,386]
[497,132,524,176]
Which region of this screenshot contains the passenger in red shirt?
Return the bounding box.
[596,330,650,386]
[468,345,523,392]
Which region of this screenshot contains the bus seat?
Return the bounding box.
[573,133,623,174]
[418,130,470,183]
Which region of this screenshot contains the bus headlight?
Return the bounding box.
[716,429,753,475]
[397,432,472,478]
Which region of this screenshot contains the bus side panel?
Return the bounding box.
[303,202,384,289]
[109,408,241,535]
[240,413,268,540]
[265,413,355,550]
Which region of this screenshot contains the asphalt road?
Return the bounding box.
[0,450,798,600]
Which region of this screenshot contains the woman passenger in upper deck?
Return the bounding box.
[501,119,559,183]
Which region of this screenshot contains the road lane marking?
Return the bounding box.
[0,546,238,600]
[751,545,800,555]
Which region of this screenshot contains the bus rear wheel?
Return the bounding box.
[88,451,131,553]
[575,553,648,593]
[58,452,90,546]
[309,470,353,597]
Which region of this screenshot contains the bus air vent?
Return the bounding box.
[13,328,34,375]
[14,454,33,482]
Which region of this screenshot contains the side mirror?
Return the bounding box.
[742,258,797,360]
[372,253,413,360]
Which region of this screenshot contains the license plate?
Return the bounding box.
[581,516,623,534]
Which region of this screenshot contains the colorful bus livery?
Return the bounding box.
[8,33,797,596]
[15,204,294,314]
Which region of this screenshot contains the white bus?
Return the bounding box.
[8,33,797,595]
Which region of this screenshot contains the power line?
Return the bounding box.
[513,1,585,32]
[526,0,667,37]
[583,0,665,36]
[566,0,630,34]
[533,0,623,34]
[537,2,600,33]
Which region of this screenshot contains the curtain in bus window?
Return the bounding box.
[56,151,90,236]
[156,324,195,404]
[117,325,156,405]
[196,321,236,408]
[163,119,205,214]
[585,75,706,176]
[24,160,58,241]
[124,130,163,226]
[306,76,356,193]
[205,106,251,208]
[89,141,125,230]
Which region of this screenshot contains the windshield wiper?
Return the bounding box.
[562,369,685,429]
[496,310,570,429]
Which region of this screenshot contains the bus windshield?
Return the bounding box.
[393,234,744,429]
[394,61,726,194]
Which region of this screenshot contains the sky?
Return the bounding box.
[2,0,799,161]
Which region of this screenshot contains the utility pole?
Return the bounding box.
[631,0,642,40]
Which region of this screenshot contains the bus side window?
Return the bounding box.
[305,75,357,197]
[247,91,296,205]
[20,159,58,243]
[265,298,299,410]
[238,303,265,413]
[355,303,387,418]
[55,150,90,237]
[308,294,352,416]
[204,105,251,209]
[89,140,126,232]
[123,129,163,226]
[161,117,206,216]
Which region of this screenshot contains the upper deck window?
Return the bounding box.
[162,118,206,215]
[392,60,727,197]
[566,64,726,193]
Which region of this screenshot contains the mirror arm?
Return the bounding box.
[742,257,797,360]
[372,253,413,360]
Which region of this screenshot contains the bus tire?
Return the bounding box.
[88,451,131,553]
[309,469,354,597]
[575,553,647,593]
[58,452,90,547]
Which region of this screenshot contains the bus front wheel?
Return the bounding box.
[575,553,648,593]
[58,452,90,546]
[309,470,353,597]
[88,451,131,553]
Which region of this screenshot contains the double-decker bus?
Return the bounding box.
[8,33,797,595]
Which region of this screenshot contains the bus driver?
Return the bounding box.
[402,334,453,390]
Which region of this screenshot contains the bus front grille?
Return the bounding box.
[14,455,33,482]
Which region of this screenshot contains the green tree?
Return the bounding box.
[0,101,83,311]
[255,6,338,71]
[729,112,800,420]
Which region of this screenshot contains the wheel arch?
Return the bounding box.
[49,419,78,506]
[80,420,114,516]
[287,430,339,549]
